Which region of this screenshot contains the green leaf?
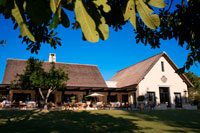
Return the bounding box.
[12,0,35,42]
[147,0,167,8]
[50,2,62,30]
[57,4,62,20]
[98,15,109,40]
[50,0,61,13]
[124,0,136,30]
[50,0,61,21]
[136,0,160,29]
[75,0,99,43]
[93,0,111,13]
[50,13,59,29]
[61,9,70,28]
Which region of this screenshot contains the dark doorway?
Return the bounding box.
[13,93,31,102]
[159,87,171,107]
[122,94,128,103]
[48,94,55,103]
[109,95,118,102]
[174,93,182,108]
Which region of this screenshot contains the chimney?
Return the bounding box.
[49,53,56,62]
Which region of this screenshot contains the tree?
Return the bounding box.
[135,0,200,72]
[184,71,200,108]
[0,0,166,51]
[0,0,199,72]
[11,57,69,109]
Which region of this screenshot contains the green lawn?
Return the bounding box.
[0,110,199,133]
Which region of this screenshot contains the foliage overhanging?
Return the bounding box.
[1,0,200,72]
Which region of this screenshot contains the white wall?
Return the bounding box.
[137,56,188,105]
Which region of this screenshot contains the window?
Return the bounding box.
[147,92,156,103]
[161,61,164,72]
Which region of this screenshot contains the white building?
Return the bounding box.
[110,52,193,108]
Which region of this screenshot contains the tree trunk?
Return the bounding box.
[36,89,41,108]
[43,89,52,110]
[38,88,44,100]
[44,98,48,110]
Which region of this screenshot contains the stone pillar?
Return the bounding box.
[9,90,13,101]
[55,91,62,104]
[117,94,121,102]
[129,94,133,104]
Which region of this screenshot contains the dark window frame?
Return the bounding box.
[159,87,171,107]
[174,92,182,108]
[161,61,164,72]
[147,92,156,105]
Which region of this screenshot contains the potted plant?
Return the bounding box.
[137,95,145,110]
[70,96,76,103]
[84,96,91,108]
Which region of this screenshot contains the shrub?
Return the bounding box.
[70,96,76,100]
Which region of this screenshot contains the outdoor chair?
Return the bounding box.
[19,101,27,110]
[105,103,111,110]
[76,102,84,110]
[96,102,102,109]
[48,102,56,108]
[64,103,70,110]
[100,102,106,110]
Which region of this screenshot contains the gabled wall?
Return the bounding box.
[138,56,188,105]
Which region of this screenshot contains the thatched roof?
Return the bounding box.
[2,59,107,88]
[111,52,193,88]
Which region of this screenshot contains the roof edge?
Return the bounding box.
[116,52,164,73]
[7,58,97,67]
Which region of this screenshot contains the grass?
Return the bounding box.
[0,110,199,133]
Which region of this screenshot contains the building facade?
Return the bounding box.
[0,52,193,108]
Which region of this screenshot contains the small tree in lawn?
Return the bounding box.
[10,57,44,105]
[34,62,69,109]
[11,57,69,109]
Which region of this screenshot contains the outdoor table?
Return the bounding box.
[27,101,36,108]
[27,101,36,104]
[111,102,120,107]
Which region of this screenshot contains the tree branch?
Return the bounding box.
[38,88,44,100]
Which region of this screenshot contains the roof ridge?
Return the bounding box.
[7,58,97,67]
[116,52,164,73]
[7,58,26,61]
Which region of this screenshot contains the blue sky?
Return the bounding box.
[0,0,199,83]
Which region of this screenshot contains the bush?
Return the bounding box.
[194,94,200,108]
[70,96,76,100]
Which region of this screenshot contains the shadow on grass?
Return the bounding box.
[0,110,144,133]
[125,110,200,132]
